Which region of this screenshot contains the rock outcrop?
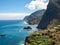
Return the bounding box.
[24,10,45,25]
[37,0,60,29]
[23,26,32,30]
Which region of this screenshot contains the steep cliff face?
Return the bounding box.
[37,0,60,29]
[24,10,45,25]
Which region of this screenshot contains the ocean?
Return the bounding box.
[0,20,37,45]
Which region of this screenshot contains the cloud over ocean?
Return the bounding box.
[0,13,30,20]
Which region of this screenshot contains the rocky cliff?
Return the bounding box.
[37,0,60,29]
[24,10,45,25]
[25,0,60,45]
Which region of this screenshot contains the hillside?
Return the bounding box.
[24,9,45,25]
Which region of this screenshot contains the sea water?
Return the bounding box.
[0,20,37,45]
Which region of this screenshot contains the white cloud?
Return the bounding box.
[0,13,30,20]
[25,0,49,10]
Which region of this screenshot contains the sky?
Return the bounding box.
[0,0,49,20]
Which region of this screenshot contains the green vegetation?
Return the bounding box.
[25,30,58,45]
[26,36,56,45]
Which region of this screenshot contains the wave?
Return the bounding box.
[24,21,28,25]
[21,44,24,45]
[0,23,23,28]
[18,41,24,45]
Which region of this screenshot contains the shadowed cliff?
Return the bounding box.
[37,0,60,29]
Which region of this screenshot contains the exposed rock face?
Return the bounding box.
[37,0,60,29]
[0,34,5,38]
[24,10,45,25]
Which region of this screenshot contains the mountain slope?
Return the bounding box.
[24,9,45,25]
[37,0,60,29]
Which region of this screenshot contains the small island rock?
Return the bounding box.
[24,26,32,30]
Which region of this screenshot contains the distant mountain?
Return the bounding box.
[24,9,45,25]
[37,0,60,29]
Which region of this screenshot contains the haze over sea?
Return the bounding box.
[0,20,37,45]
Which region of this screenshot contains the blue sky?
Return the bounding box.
[0,0,49,20]
[0,0,49,13]
[0,0,31,13]
[0,0,32,13]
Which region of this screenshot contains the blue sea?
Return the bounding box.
[0,20,37,45]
